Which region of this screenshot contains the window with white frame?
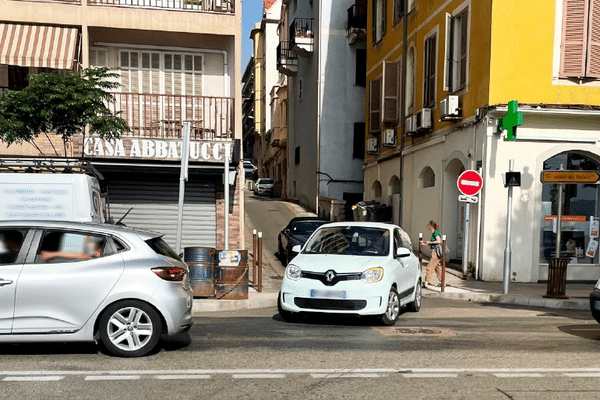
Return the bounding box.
[89,48,108,67]
[423,34,436,108]
[372,0,387,44]
[444,7,468,93]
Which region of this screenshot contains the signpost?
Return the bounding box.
[457,170,483,279]
[541,170,600,184]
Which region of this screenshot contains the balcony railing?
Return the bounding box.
[347,4,367,30]
[88,0,234,13]
[289,18,314,50]
[276,41,298,74]
[109,92,234,139]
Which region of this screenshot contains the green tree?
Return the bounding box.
[0,67,129,155]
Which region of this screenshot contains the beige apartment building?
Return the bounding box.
[0,0,243,250]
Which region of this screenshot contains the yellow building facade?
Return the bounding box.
[365,0,600,283]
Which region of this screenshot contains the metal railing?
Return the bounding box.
[109,92,234,139]
[88,0,234,13]
[276,41,298,68]
[347,4,367,30]
[289,18,314,49]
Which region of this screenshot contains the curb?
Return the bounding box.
[192,292,278,315]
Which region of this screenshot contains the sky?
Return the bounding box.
[242,0,263,69]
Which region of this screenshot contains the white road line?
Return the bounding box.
[402,373,459,378]
[493,373,545,378]
[3,376,64,382]
[311,373,384,379]
[155,375,212,380]
[564,373,600,378]
[232,374,286,379]
[85,375,141,381]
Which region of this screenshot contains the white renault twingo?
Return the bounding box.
[278,222,422,325]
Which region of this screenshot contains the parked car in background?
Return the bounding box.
[278,222,421,326]
[278,217,328,265]
[0,221,193,357]
[254,178,274,197]
[243,160,256,180]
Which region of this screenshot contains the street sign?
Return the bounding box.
[504,171,521,187]
[457,170,483,196]
[541,170,600,184]
[458,194,479,204]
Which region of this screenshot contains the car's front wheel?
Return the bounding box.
[379,287,400,326]
[406,280,422,312]
[98,300,162,357]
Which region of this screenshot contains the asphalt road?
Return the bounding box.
[1,298,599,399]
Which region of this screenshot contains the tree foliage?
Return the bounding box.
[0,67,129,147]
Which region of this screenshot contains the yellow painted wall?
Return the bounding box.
[490,0,600,105]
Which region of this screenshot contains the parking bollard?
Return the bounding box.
[257,232,263,292]
[441,235,447,292]
[252,229,257,286]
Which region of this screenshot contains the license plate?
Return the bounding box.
[310,289,346,299]
[595,300,600,310]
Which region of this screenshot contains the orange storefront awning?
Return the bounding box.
[0,23,79,70]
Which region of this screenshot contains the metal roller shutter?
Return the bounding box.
[107,178,216,249]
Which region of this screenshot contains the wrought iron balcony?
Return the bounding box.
[277,41,298,75]
[88,0,234,13]
[289,18,314,55]
[347,4,367,44]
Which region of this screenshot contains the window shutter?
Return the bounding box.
[382,0,387,37]
[369,78,382,133]
[560,0,588,77]
[443,12,452,92]
[459,8,468,89]
[429,36,436,106]
[372,0,377,43]
[382,61,400,123]
[587,0,600,77]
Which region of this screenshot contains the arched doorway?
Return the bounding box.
[443,158,465,261]
[388,175,401,224]
[540,152,600,265]
[372,180,383,200]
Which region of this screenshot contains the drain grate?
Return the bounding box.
[374,326,455,337]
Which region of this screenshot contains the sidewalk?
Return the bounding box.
[192,198,595,315]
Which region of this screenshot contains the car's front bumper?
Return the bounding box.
[589,288,600,323]
[280,278,389,315]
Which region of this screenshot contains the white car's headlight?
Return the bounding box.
[361,267,384,283]
[286,264,302,280]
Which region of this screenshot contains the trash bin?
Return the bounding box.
[215,250,249,300]
[352,201,393,222]
[543,257,570,299]
[184,247,216,298]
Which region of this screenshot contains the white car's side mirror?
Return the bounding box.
[396,248,411,258]
[292,245,302,253]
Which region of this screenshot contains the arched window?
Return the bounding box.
[388,175,401,195]
[419,167,435,188]
[372,180,383,198]
[540,152,600,265]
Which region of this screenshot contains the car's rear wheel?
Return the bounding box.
[406,280,422,312]
[98,300,162,357]
[379,287,400,326]
[278,292,299,322]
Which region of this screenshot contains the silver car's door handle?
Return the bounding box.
[0,279,13,286]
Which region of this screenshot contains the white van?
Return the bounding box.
[0,173,104,223]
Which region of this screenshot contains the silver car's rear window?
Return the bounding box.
[145,237,180,260]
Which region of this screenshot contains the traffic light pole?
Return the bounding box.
[503,159,514,294]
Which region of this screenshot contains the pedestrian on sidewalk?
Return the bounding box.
[422,221,442,289]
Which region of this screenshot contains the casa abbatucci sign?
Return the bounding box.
[82,137,233,163]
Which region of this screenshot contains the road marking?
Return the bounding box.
[564,373,600,378]
[155,375,212,380]
[402,373,459,378]
[3,376,64,382]
[232,374,286,379]
[493,373,544,378]
[85,375,141,381]
[311,373,384,379]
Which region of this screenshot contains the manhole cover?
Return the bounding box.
[374,326,455,337]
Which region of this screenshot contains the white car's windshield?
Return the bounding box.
[303,226,390,256]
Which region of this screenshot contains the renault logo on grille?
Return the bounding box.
[325,270,336,282]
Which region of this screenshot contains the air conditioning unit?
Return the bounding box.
[382,129,396,147]
[416,108,432,130]
[366,138,379,154]
[440,95,461,120]
[405,115,417,135]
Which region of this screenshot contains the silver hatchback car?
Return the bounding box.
[0,221,193,357]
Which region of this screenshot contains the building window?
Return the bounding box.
[353,122,365,159]
[444,7,468,92]
[372,180,383,198]
[419,166,435,188]
[369,78,382,133]
[540,152,600,264]
[372,0,387,44]
[295,146,300,164]
[393,0,404,24]
[406,46,415,114]
[356,49,366,86]
[382,60,400,124]
[560,0,600,78]
[423,34,437,108]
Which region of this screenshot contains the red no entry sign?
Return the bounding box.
[457,170,483,196]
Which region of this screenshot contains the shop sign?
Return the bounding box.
[541,170,600,184]
[83,137,233,163]
[543,215,587,222]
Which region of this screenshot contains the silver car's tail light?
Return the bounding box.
[151,267,186,281]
